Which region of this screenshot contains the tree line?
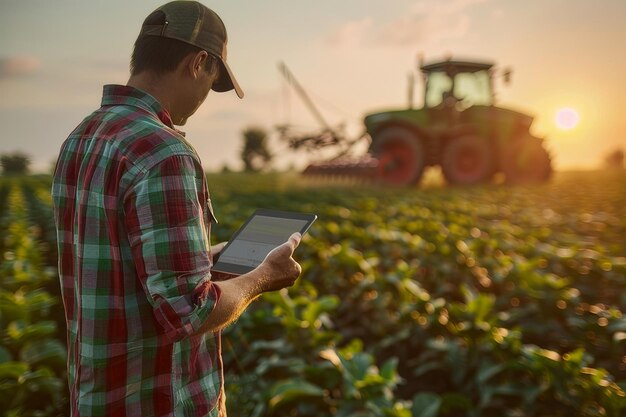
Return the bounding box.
[2,139,622,175]
[0,127,275,175]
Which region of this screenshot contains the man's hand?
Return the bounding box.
[200,233,303,333]
[210,241,227,263]
[257,232,302,293]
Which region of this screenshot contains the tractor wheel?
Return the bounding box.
[371,127,425,186]
[441,135,494,185]
[503,136,552,183]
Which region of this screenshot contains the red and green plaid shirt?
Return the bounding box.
[52,85,223,417]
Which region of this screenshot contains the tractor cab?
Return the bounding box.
[421,60,495,110]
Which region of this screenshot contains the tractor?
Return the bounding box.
[280,58,552,185]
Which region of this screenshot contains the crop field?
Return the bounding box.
[0,170,625,416]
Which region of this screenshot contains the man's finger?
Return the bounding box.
[212,241,227,253]
[280,232,302,255]
[288,232,302,248]
[268,233,301,259]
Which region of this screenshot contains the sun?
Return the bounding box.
[555,107,580,130]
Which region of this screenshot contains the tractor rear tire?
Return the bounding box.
[503,136,552,183]
[371,127,425,186]
[441,135,494,185]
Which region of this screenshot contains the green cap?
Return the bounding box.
[140,1,244,98]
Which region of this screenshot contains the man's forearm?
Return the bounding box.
[198,233,302,333]
[199,265,270,333]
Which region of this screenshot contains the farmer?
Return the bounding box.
[51,2,302,416]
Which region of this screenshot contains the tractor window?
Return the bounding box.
[454,70,492,107]
[425,72,452,108]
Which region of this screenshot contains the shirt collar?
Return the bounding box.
[101,84,176,130]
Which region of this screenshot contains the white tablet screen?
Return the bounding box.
[217,215,309,268]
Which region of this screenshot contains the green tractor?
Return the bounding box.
[363,58,552,185]
[280,58,552,185]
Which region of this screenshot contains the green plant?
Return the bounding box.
[1,170,626,416]
[0,181,67,416]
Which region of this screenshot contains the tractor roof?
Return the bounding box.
[420,59,494,74]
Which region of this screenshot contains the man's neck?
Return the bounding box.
[127,72,176,116]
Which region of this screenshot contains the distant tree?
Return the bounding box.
[0,152,31,175]
[241,127,273,172]
[604,148,624,169]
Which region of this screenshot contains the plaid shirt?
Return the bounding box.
[52,85,223,417]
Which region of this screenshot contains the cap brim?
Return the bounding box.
[212,59,244,99]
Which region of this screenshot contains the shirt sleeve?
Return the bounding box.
[124,154,220,343]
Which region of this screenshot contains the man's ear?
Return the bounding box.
[189,50,209,79]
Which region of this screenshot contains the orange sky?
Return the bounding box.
[1,0,624,171]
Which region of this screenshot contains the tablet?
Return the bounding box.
[211,209,317,276]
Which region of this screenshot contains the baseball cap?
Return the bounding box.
[139,1,244,98]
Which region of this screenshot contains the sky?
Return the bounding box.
[1,0,625,172]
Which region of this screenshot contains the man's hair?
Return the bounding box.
[130,10,219,77]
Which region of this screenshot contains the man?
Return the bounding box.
[51,2,302,416]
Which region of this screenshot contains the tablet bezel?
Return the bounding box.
[211,208,317,276]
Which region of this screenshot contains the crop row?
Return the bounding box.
[209,171,626,417]
[0,177,68,417]
[0,171,625,417]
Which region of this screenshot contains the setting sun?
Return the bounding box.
[555,107,580,130]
